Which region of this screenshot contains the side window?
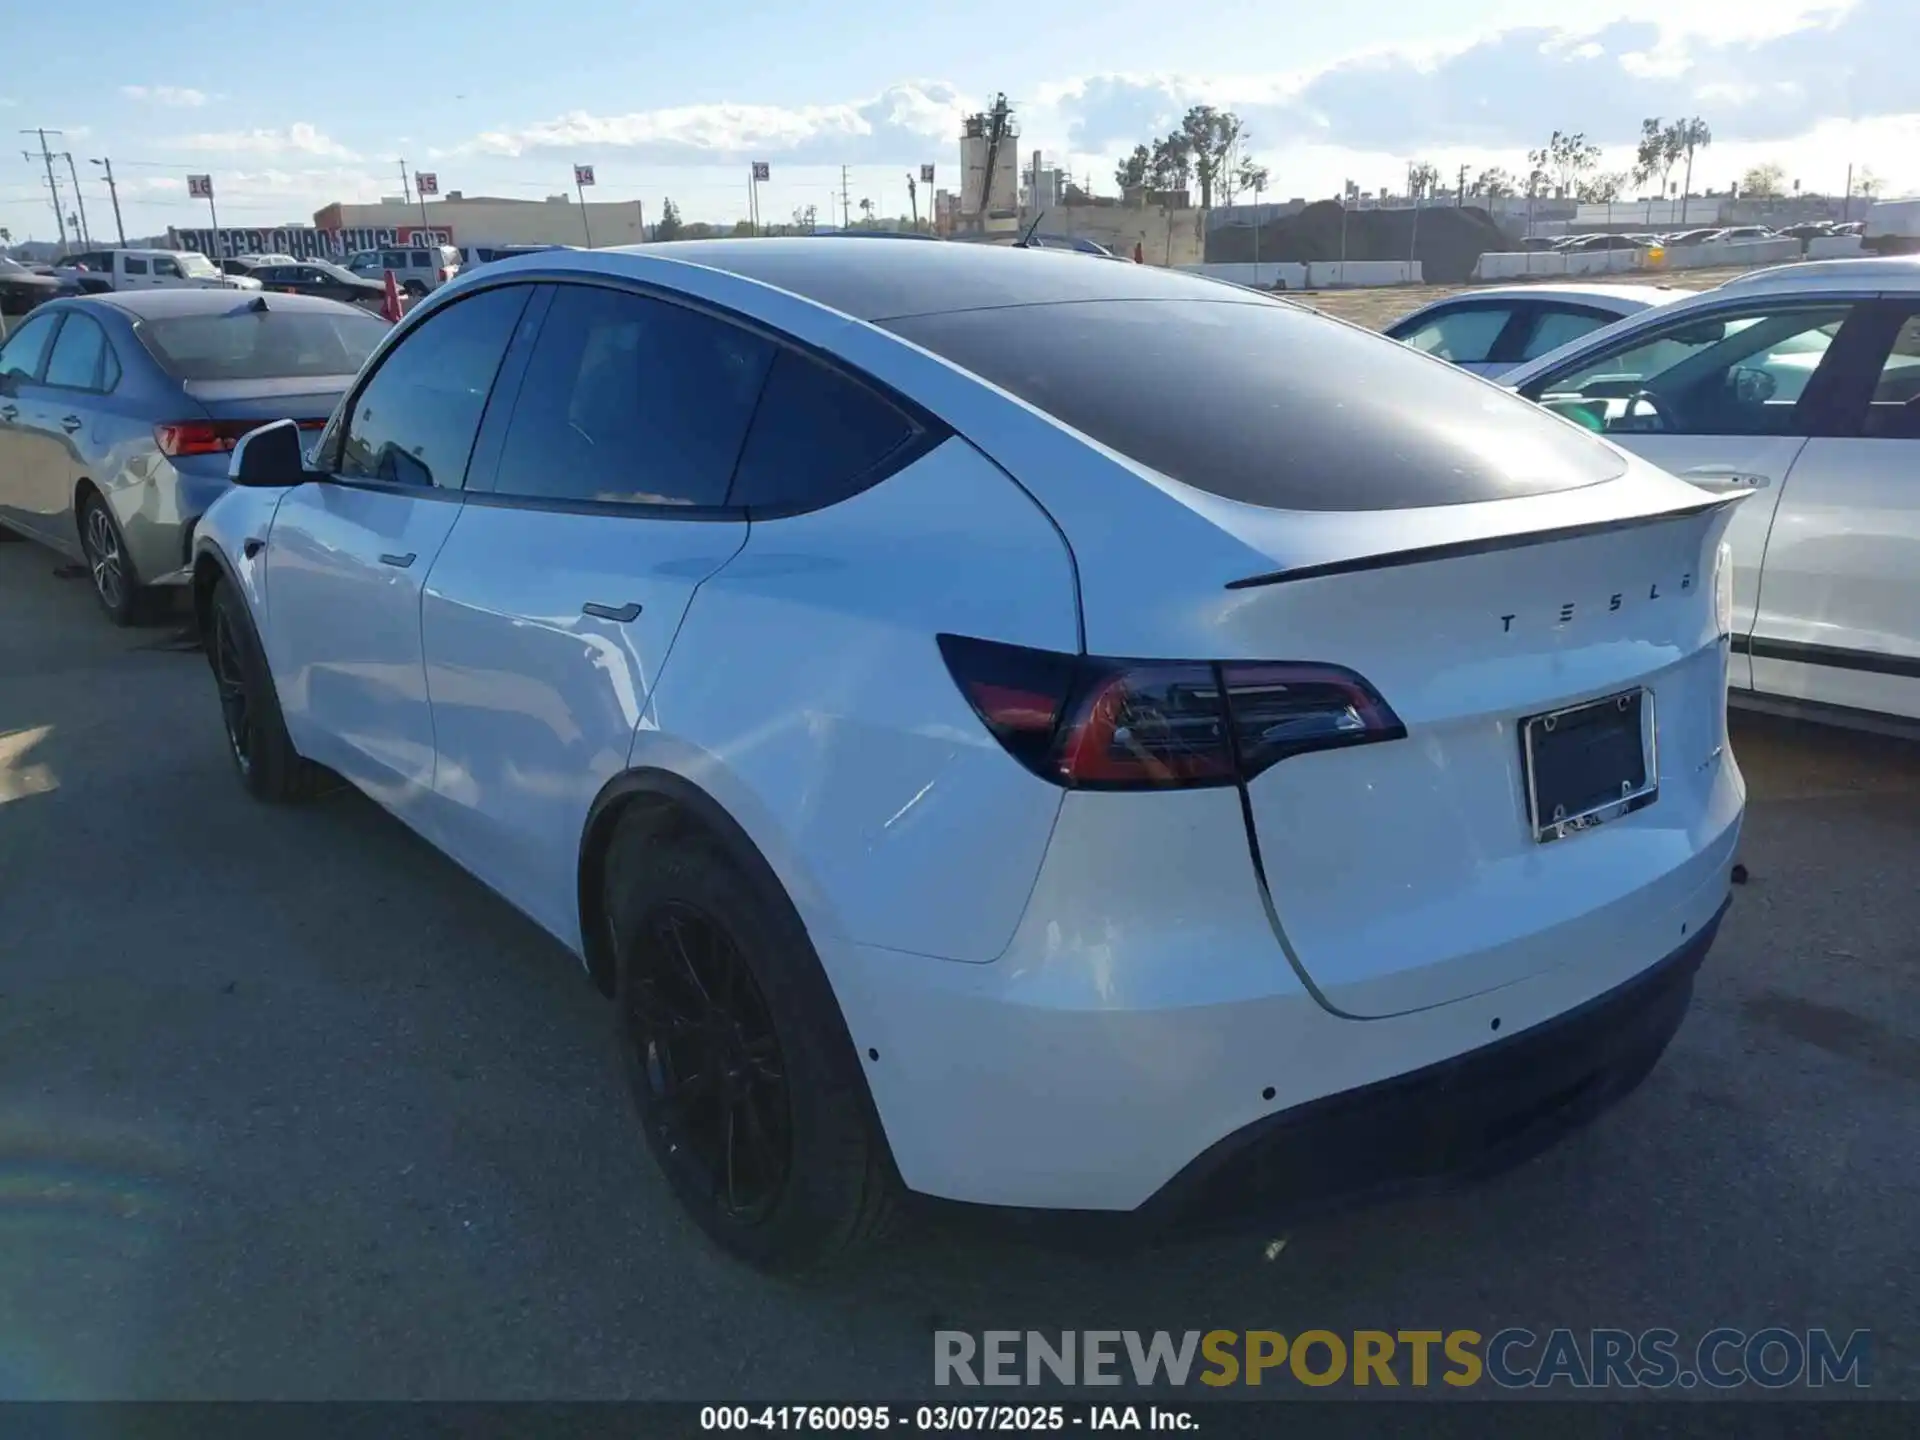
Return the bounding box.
[337,285,530,489]
[729,350,920,511]
[42,312,108,390]
[1519,307,1617,362]
[122,257,149,275]
[410,250,431,268]
[1862,314,1920,440]
[382,250,407,269]
[489,285,773,507]
[0,312,61,382]
[1392,305,1514,364]
[153,256,183,278]
[1530,305,1852,438]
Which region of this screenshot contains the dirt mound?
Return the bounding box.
[1207,201,1510,284]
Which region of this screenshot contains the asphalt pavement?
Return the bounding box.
[1,539,1916,1400]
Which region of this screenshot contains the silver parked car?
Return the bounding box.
[1384,283,1694,377]
[0,289,388,623]
[1500,257,1920,731]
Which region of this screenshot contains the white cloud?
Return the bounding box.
[451,81,969,166]
[121,85,210,108]
[168,122,358,161]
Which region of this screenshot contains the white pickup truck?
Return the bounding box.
[52,247,263,294]
[1864,198,1920,256]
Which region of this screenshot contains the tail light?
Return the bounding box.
[437,267,451,282]
[938,634,1405,789]
[154,418,327,457]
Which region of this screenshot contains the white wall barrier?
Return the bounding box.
[1807,234,1866,259]
[1306,260,1421,286]
[1180,260,1423,288]
[1180,261,1310,289]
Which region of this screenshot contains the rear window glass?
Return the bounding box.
[137,306,388,380]
[884,299,1626,511]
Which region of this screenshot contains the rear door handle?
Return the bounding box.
[61,414,83,434]
[378,551,417,569]
[1677,467,1770,491]
[582,601,641,623]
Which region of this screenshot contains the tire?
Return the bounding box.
[76,492,151,625]
[606,820,895,1273]
[206,577,326,803]
[403,280,427,298]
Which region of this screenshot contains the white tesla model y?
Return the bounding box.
[191,240,1745,1271]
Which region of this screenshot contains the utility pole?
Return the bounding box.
[840,165,851,230]
[1457,163,1468,206]
[398,159,413,206]
[91,157,126,245]
[1841,163,1853,224]
[60,153,92,246]
[21,128,68,250]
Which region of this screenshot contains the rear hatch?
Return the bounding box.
[1210,496,1738,1017]
[883,291,1741,1019]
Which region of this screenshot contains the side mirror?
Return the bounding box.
[229,418,309,488]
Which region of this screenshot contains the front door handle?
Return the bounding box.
[582,601,641,623]
[61,414,83,434]
[378,551,417,569]
[1678,467,1770,491]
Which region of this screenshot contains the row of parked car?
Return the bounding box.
[0,242,568,323]
[2,245,1915,733]
[1524,221,1867,254]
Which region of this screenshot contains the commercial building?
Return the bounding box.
[313,192,650,249]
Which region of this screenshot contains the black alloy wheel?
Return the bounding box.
[623,899,793,1224]
[209,602,255,777]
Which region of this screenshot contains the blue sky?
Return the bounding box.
[3,0,1912,243]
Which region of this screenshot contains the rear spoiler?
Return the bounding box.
[1223,492,1747,591]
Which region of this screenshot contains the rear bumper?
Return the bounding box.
[821,772,1740,1214]
[1136,896,1723,1233]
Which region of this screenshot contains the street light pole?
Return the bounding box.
[91,158,126,245]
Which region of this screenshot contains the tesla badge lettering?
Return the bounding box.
[1504,571,1693,635]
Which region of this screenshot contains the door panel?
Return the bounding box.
[264,483,465,804]
[420,506,749,943]
[0,312,67,544]
[1746,303,1920,721]
[417,278,774,946]
[1746,438,1920,719]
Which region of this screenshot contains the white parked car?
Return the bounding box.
[190,241,1744,1270]
[54,247,262,293]
[1385,283,1694,377]
[1502,256,1920,731]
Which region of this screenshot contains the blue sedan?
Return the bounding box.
[0,289,388,623]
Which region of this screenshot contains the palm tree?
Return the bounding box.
[858,198,874,227]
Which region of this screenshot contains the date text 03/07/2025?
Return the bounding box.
[700,1405,1195,1432]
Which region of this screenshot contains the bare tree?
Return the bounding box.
[1739,162,1787,198]
[1472,167,1517,198]
[1576,171,1628,203]
[1544,130,1601,196]
[1408,161,1441,200]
